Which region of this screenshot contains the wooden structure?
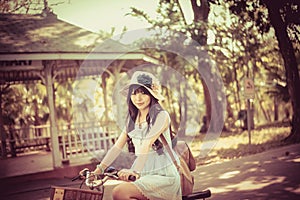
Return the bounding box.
[0,12,155,167]
[50,186,103,200]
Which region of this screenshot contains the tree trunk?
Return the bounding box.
[198,57,225,133]
[190,0,212,131]
[265,1,300,142]
[178,80,188,136]
[274,96,278,121]
[201,78,211,131]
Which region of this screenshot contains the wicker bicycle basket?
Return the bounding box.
[50,186,103,200]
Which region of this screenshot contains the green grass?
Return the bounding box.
[190,126,291,165]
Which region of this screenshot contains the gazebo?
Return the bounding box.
[0,11,155,168]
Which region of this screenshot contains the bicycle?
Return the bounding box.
[51,167,211,200]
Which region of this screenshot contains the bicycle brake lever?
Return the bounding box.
[71,174,81,181]
[104,171,119,179]
[104,166,136,181]
[72,169,89,181]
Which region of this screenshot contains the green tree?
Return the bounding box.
[131,0,225,134]
[215,0,300,142]
[208,2,287,128]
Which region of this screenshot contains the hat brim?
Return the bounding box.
[120,83,164,101]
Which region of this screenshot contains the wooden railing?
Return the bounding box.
[58,123,118,160]
[3,125,51,157]
[1,122,119,160]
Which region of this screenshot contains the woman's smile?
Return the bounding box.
[131,88,151,110]
[135,102,144,106]
[133,100,149,110]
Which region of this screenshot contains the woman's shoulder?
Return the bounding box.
[158,109,169,116]
[157,110,171,122]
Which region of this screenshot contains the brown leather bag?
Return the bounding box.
[174,141,196,171]
[160,135,195,196]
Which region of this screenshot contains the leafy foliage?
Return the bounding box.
[0,0,63,14]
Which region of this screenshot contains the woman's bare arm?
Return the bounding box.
[94,130,128,173]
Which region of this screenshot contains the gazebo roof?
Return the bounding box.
[0,12,131,54]
[0,12,156,84]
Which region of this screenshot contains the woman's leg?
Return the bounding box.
[112,182,148,200]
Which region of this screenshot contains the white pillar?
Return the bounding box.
[44,61,61,168]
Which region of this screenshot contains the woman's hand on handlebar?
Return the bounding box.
[92,167,103,176]
[117,169,140,181]
[76,167,139,182]
[77,168,101,181]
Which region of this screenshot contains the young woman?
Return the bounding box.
[81,71,181,200]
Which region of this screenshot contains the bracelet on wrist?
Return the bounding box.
[96,164,105,174]
[133,171,141,179]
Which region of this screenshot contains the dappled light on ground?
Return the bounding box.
[191,142,300,200]
[218,170,240,179]
[224,176,286,191]
[291,157,300,162]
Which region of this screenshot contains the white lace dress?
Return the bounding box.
[128,111,182,200]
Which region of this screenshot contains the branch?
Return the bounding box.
[128,7,154,26]
[174,0,189,27]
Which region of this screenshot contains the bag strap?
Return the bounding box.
[161,131,195,186]
[160,134,180,170]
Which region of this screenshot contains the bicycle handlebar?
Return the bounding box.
[72,167,212,199]
[72,167,136,190]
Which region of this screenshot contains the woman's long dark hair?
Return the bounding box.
[126,85,164,153]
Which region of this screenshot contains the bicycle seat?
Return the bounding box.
[182,189,211,200]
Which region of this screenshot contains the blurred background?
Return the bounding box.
[0,0,299,170]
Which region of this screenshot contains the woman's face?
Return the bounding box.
[130,87,151,111]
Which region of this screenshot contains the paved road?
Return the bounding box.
[193,143,300,200]
[1,143,300,200]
